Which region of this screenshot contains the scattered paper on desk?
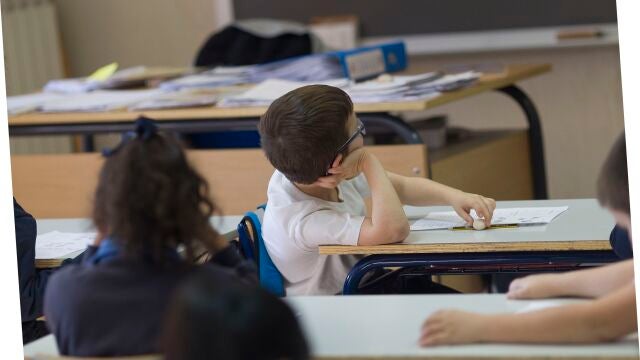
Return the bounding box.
[159,73,248,91]
[36,231,96,260]
[7,93,64,115]
[129,89,217,110]
[41,89,163,112]
[218,78,349,107]
[410,206,569,231]
[43,77,104,94]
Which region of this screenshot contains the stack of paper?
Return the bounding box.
[40,89,163,112]
[410,206,569,231]
[129,89,218,110]
[36,231,96,260]
[43,78,104,94]
[44,66,189,94]
[218,71,480,107]
[218,78,349,107]
[7,92,64,115]
[345,71,480,103]
[247,54,345,82]
[159,72,249,91]
[159,65,253,91]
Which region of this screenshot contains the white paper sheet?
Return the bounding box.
[410,206,569,231]
[218,78,349,107]
[7,93,64,115]
[40,89,163,112]
[35,231,96,259]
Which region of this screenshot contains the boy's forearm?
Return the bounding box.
[479,303,623,344]
[362,155,408,233]
[390,173,461,206]
[550,261,635,298]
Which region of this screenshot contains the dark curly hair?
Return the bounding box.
[92,124,220,266]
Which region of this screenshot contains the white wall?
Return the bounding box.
[405,45,623,199]
[55,0,229,76]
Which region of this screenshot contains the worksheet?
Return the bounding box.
[35,231,96,259]
[410,206,569,231]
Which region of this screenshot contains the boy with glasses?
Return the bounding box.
[258,85,496,295]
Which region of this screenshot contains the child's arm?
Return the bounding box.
[324,149,409,246]
[421,281,637,346]
[387,172,496,225]
[508,260,634,299]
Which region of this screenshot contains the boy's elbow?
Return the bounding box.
[388,221,410,243]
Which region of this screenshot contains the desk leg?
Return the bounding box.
[496,85,548,199]
[82,135,95,152]
[342,251,617,295]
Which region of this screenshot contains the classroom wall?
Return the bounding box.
[404,45,623,199]
[54,0,231,76]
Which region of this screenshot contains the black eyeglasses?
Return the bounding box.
[335,119,366,155]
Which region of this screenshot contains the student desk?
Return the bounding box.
[319,199,619,294]
[9,64,551,199]
[34,215,243,268]
[286,294,638,359]
[23,294,638,359]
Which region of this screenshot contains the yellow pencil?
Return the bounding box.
[451,224,519,231]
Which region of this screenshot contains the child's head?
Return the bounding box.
[162,270,309,360]
[93,118,219,264]
[259,85,360,184]
[597,132,630,232]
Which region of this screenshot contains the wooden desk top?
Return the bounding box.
[9,64,551,126]
[320,199,614,255]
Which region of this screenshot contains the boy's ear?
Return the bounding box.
[331,154,343,169]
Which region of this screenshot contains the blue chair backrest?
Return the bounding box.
[237,206,285,297]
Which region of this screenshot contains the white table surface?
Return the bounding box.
[25,294,638,359]
[286,294,638,359]
[37,215,243,239]
[403,199,614,245]
[35,215,243,264]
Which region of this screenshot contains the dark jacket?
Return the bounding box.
[44,243,256,357]
[194,25,311,67]
[15,198,52,323]
[610,225,633,259]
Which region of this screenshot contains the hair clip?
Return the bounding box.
[101,117,158,157]
[135,116,158,140]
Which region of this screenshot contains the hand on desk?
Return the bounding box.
[507,274,562,300]
[420,309,486,346]
[448,191,496,227]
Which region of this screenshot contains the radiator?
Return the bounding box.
[1,0,72,154]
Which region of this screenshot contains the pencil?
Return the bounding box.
[451,224,519,231]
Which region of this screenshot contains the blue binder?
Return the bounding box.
[332,41,407,81]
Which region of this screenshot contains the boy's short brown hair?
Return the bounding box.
[597,132,630,214]
[258,85,354,184]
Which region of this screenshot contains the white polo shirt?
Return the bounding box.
[262,170,370,295]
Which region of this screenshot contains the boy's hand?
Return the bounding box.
[507,274,561,299]
[449,191,496,226]
[420,309,486,346]
[314,148,369,189]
